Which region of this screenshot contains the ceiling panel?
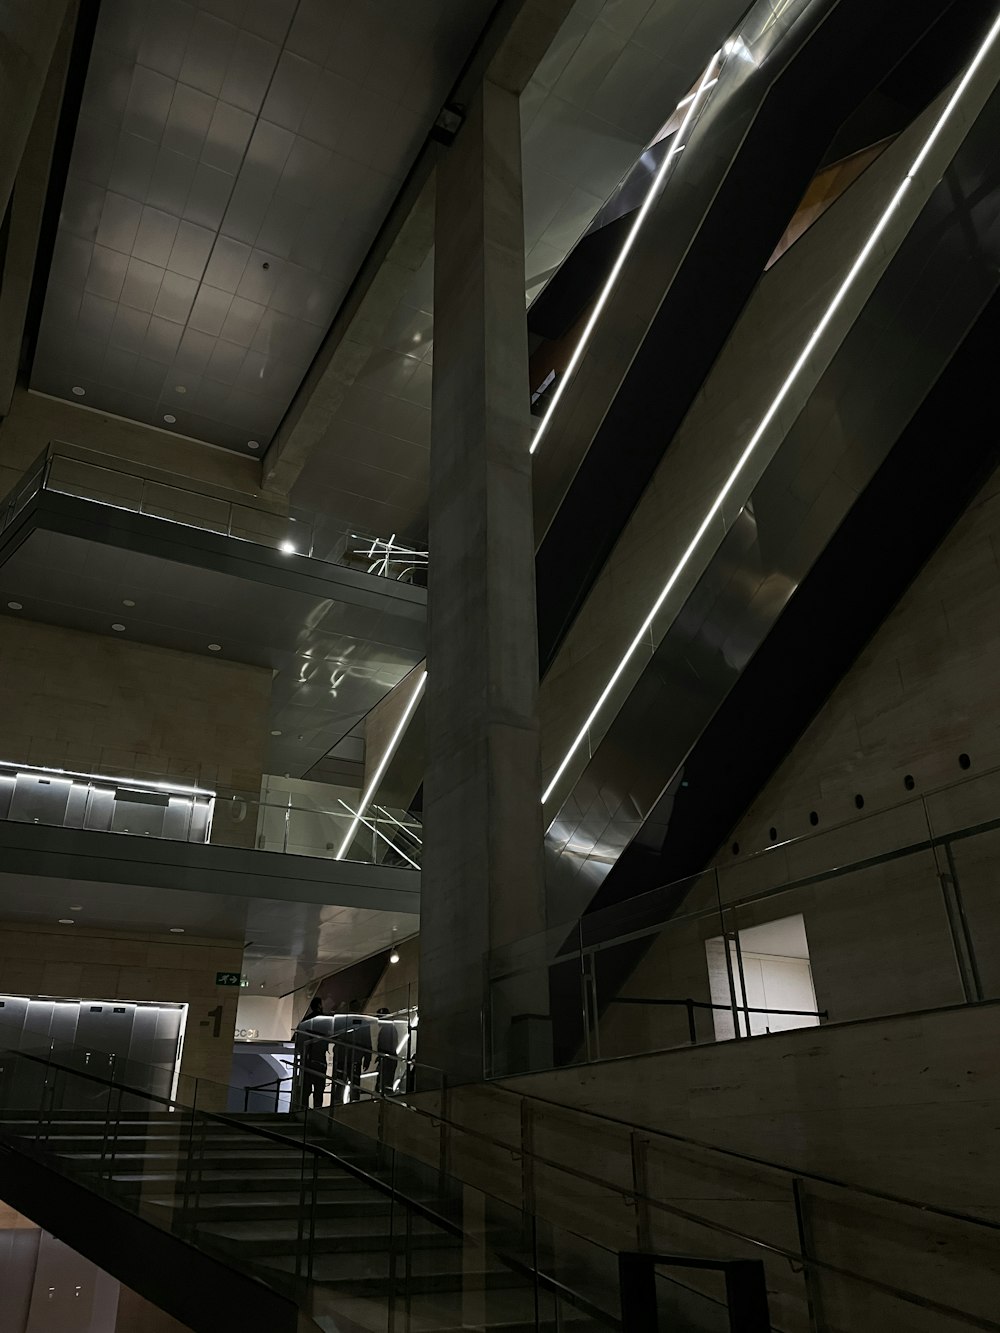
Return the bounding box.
[0,521,425,777]
[0,870,417,996]
[288,0,750,544]
[31,0,495,455]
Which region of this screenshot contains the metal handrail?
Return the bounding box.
[0,1045,618,1329]
[295,1031,1000,1234]
[259,1033,1000,1331]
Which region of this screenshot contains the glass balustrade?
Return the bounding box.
[0,443,428,583]
[486,761,1000,1077]
[0,758,421,869]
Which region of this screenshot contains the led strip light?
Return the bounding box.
[541,11,1000,808]
[529,52,722,456]
[335,668,427,860]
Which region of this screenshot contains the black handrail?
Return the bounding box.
[275,1026,1000,1240]
[0,1045,619,1329]
[607,994,828,1043]
[5,1041,995,1328]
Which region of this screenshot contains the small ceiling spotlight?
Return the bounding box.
[71,386,85,397]
[270,729,282,736]
[208,642,222,652]
[122,599,135,607]
[111,623,126,632]
[7,601,22,611]
[163,413,177,424]
[247,440,260,450]
[280,540,295,554]
[169,927,184,934]
[389,949,400,965]
[174,385,187,394]
[58,918,74,925]
[69,905,83,912]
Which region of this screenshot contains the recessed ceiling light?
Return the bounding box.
[7,601,22,611]
[163,414,176,424]
[169,927,184,934]
[58,918,74,925]
[280,540,296,554]
[270,729,282,736]
[174,385,187,394]
[69,906,83,912]
[208,643,222,651]
[122,598,135,607]
[247,440,260,450]
[389,949,400,964]
[71,386,85,397]
[111,623,126,632]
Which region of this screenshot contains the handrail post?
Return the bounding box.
[438,1074,449,1185]
[630,1132,651,1251]
[792,1178,824,1333]
[686,998,697,1045]
[520,1098,535,1221]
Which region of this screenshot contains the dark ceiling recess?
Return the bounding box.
[596,285,1000,909]
[21,0,100,379]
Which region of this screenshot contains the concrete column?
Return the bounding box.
[0,1,70,225]
[419,79,547,1082]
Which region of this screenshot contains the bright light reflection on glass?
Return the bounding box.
[541,13,1000,808]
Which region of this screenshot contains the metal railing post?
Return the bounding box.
[792,1178,824,1333]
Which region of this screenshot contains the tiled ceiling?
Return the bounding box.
[287,0,750,545]
[30,0,494,454]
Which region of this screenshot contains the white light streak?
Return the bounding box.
[334,669,426,859]
[530,53,720,457]
[541,14,1000,807]
[337,798,420,870]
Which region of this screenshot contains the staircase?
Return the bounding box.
[0,1051,616,1333]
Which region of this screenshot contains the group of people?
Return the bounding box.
[293,998,403,1109]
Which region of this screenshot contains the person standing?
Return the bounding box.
[294,997,327,1109]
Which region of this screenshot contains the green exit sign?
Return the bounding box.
[215,971,242,987]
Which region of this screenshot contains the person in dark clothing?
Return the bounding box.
[294,997,327,1109]
[373,1007,398,1095]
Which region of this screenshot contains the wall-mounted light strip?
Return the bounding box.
[541,12,1000,808]
[334,668,427,860]
[529,53,721,457]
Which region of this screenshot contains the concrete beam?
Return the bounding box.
[261,0,578,496]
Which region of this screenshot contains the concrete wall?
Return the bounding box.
[366,935,419,1014]
[594,441,1000,1059]
[339,1001,1000,1331]
[0,615,270,801]
[0,387,267,502]
[0,921,243,1088]
[725,451,1000,864]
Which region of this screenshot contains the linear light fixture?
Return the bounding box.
[529,52,721,457]
[334,669,427,860]
[541,12,1000,808]
[337,798,420,870]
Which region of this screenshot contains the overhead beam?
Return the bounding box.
[262,0,578,495]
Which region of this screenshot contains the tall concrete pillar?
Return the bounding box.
[0,1,70,225]
[419,79,547,1082]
